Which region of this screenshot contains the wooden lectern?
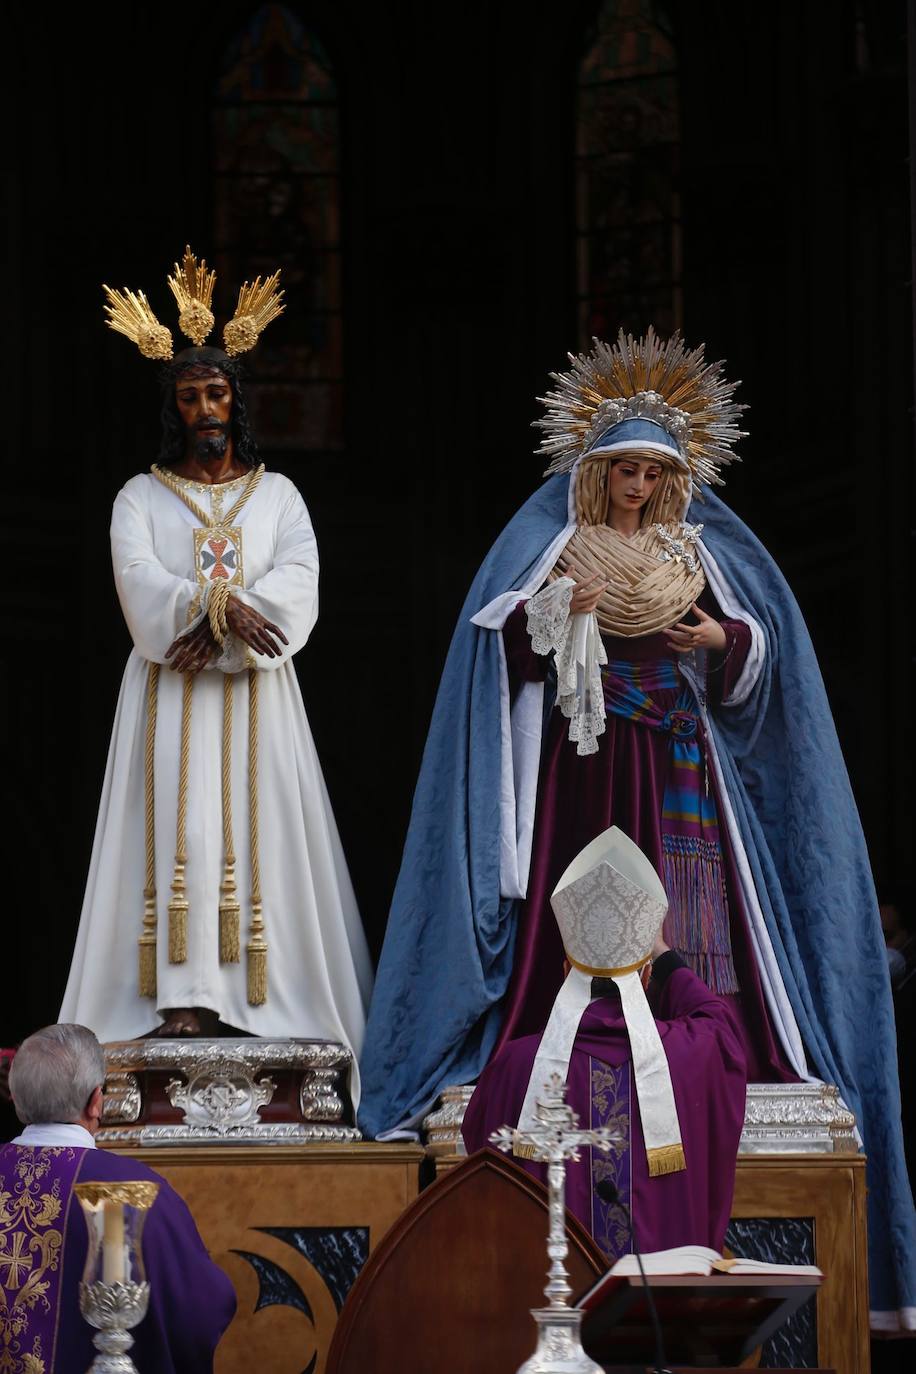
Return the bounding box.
[579,1271,824,1368]
[326,1150,823,1374]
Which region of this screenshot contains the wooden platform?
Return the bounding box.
[113,1142,424,1374]
[731,1152,869,1374]
[110,1144,868,1374]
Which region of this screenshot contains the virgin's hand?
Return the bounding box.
[662,603,727,654]
[226,596,289,659]
[565,566,608,615]
[165,620,218,674]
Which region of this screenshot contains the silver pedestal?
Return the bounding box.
[97,1038,360,1145]
[79,1280,149,1373]
[518,1309,603,1374]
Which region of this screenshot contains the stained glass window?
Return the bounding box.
[576,0,682,345]
[213,4,342,453]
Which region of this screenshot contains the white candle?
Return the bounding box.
[102,1202,126,1285]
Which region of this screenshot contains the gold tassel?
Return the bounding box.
[138,939,157,998]
[219,888,241,963]
[138,899,157,999]
[247,920,267,1006]
[646,1142,687,1177]
[168,886,189,964]
[512,1140,537,1161]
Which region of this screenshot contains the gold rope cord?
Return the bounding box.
[246,668,267,1004]
[141,464,271,999]
[147,461,266,989]
[151,462,265,528]
[167,672,194,964]
[219,672,241,963]
[138,663,160,997]
[208,577,232,645]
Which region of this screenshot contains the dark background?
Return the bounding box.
[4,0,912,1045]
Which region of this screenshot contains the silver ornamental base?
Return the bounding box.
[79,1280,150,1373]
[97,1038,360,1145]
[423,1080,858,1157]
[518,1309,603,1374]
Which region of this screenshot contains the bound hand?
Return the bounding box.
[166,619,219,674]
[564,566,608,615]
[662,603,727,654]
[225,597,289,659]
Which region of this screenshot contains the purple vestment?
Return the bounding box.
[463,965,748,1258]
[0,1141,235,1374]
[495,591,796,1084]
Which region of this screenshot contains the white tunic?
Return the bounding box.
[60,469,373,1102]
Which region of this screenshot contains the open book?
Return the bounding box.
[578,1245,822,1308]
[609,1245,821,1277]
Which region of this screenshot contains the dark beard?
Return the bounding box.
[192,429,229,460]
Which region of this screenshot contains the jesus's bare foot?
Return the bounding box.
[153,1008,202,1037]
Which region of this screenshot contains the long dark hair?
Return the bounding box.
[157,349,260,468]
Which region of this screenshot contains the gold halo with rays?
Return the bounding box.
[102,248,284,360]
[168,246,217,346]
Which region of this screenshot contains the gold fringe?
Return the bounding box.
[646,1142,687,1177]
[168,895,188,963]
[219,894,241,963]
[246,930,267,1006]
[138,928,157,999]
[512,1141,537,1161]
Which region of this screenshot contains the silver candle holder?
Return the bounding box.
[490,1074,620,1374]
[74,1180,160,1374]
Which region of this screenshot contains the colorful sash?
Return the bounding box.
[602,659,738,994]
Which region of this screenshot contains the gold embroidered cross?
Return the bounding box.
[0,1230,34,1289]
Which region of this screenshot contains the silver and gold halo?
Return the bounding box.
[535,326,747,493]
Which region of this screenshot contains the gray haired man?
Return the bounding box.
[2,1024,236,1374]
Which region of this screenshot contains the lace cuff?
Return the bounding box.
[556,612,608,756]
[526,581,607,756]
[525,578,574,654]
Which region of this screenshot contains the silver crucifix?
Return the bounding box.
[490,1073,621,1374]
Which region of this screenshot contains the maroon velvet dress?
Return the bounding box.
[495,591,796,1083]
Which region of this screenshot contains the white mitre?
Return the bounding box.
[515,826,686,1177]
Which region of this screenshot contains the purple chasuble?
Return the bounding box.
[463,967,748,1258]
[0,1142,235,1374]
[496,588,796,1085]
